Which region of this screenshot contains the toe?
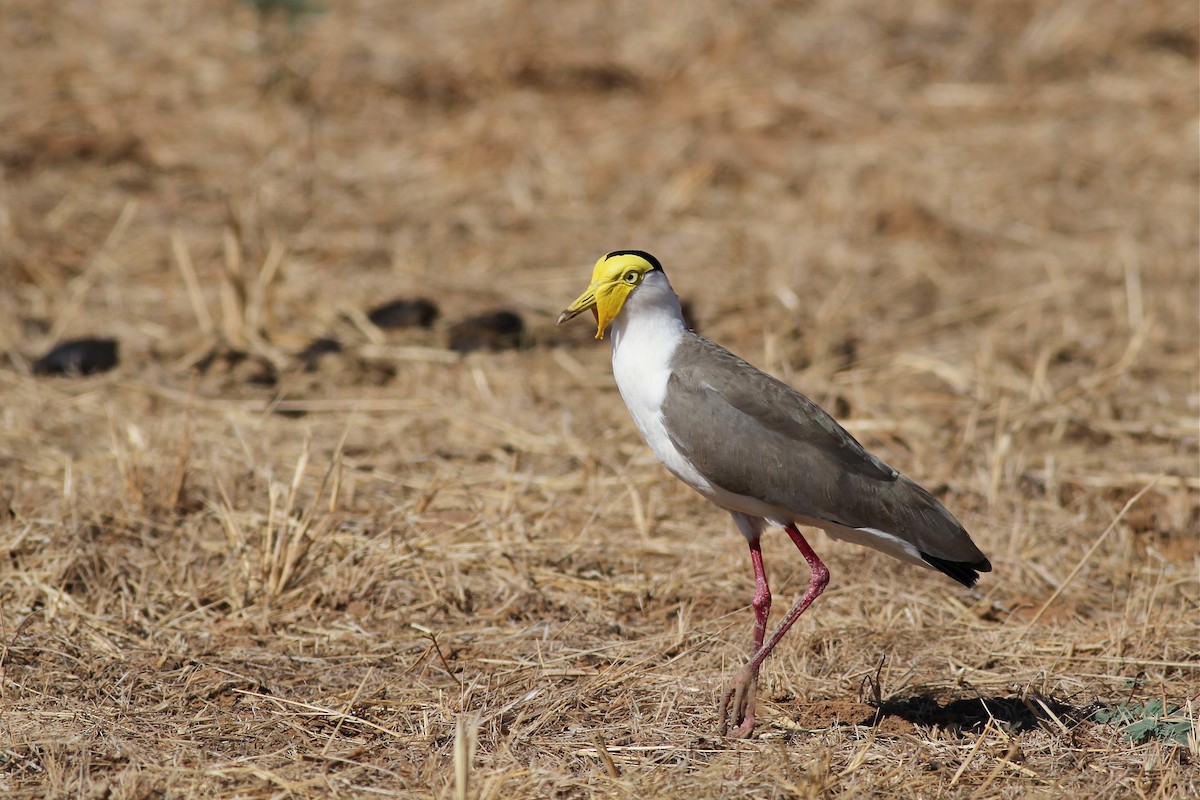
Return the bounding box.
[729,713,757,739]
[717,670,759,738]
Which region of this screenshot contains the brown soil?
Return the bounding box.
[0,1,1196,798]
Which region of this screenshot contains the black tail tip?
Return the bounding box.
[921,553,993,588]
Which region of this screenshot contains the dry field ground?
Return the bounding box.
[1,1,1197,797]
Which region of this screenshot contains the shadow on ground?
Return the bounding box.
[786,693,1088,737]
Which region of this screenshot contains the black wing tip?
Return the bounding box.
[605,250,663,272]
[921,552,993,588]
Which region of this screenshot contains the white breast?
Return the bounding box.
[609,272,717,497]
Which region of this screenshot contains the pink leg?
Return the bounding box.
[749,537,772,652]
[720,523,830,738]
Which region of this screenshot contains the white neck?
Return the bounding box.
[609,270,686,355]
[609,270,686,435]
[608,270,710,495]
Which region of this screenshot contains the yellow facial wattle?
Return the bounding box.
[591,280,635,340]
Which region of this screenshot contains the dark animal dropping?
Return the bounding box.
[368,298,440,329]
[448,310,524,353]
[33,338,119,376]
[297,337,342,370]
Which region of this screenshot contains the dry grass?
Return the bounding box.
[1,0,1197,797]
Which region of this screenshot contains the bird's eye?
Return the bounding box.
[624,271,639,285]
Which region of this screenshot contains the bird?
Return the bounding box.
[557,250,991,738]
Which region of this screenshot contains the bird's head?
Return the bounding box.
[556,250,663,340]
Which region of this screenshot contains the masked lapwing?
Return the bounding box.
[558,250,991,738]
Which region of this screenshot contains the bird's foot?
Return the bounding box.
[718,667,758,738]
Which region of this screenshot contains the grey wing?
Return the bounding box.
[663,336,898,494]
[662,335,991,574]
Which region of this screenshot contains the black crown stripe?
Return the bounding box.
[604,250,663,272]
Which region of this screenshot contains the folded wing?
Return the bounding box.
[662,334,992,586]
